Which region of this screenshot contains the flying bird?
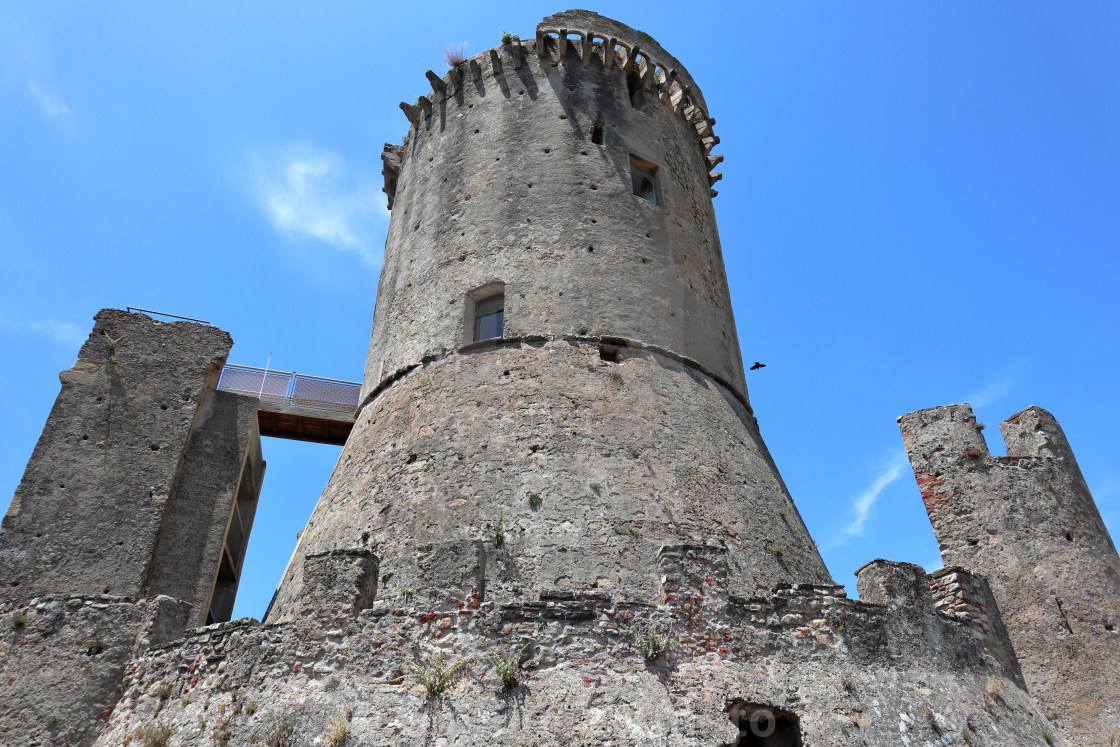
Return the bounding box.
[750,362,766,370]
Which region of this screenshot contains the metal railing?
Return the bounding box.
[217,364,361,414]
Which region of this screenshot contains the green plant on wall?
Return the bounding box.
[491,508,505,549]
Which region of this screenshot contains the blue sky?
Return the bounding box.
[1,2,1117,620]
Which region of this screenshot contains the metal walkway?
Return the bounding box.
[217,364,360,446]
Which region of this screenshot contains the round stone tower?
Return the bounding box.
[266,9,832,624]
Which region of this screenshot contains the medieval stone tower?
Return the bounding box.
[1,9,1117,747]
[263,7,831,628]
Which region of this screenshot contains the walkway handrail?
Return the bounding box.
[217,364,361,414]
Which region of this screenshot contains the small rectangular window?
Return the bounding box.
[630,155,659,205]
[473,294,504,341]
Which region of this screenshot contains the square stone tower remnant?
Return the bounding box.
[1,10,1115,746]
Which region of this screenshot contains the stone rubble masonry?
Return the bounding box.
[0,593,189,747]
[0,309,235,603]
[265,340,833,627]
[927,566,1024,689]
[88,560,1068,746]
[900,403,1120,745]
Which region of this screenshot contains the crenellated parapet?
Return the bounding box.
[383,15,724,210]
[899,403,1120,744]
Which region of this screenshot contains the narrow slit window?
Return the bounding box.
[630,155,659,205]
[473,294,504,341]
[591,122,604,145]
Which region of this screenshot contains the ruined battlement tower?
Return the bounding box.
[265,9,831,623]
[900,404,1120,743]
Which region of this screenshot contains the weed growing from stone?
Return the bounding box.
[265,713,297,747]
[10,611,27,629]
[401,587,414,600]
[444,43,468,68]
[986,676,1003,698]
[381,571,393,584]
[635,625,672,662]
[491,509,505,549]
[1042,730,1054,745]
[325,712,351,745]
[500,31,513,44]
[210,719,232,743]
[528,492,542,509]
[155,682,173,700]
[488,641,530,688]
[46,715,61,727]
[132,723,174,747]
[409,647,471,698]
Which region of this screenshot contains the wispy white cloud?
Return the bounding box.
[250,144,387,267]
[0,314,85,347]
[27,81,68,116]
[826,450,910,547]
[967,376,1015,409]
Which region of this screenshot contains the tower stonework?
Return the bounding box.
[0,11,1105,747]
[900,403,1120,745]
[264,7,830,625]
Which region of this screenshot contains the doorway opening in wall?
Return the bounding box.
[230,437,342,622]
[725,702,803,747]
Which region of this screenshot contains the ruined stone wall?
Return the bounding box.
[0,310,233,602]
[928,566,1024,690]
[0,593,189,747]
[92,561,1067,746]
[900,403,1120,744]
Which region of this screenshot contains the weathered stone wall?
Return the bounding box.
[267,340,831,625]
[93,563,1067,746]
[900,403,1120,744]
[366,12,740,404]
[928,566,1024,690]
[0,593,189,747]
[145,389,263,628]
[0,310,233,602]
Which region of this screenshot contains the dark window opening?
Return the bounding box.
[599,343,620,363]
[473,294,504,342]
[726,702,802,747]
[630,155,659,205]
[591,121,604,145]
[1065,532,1073,542]
[626,66,645,108]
